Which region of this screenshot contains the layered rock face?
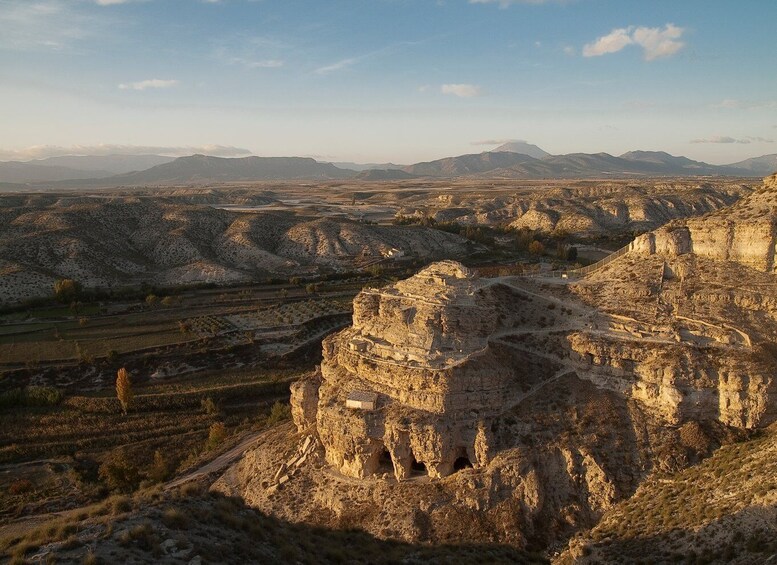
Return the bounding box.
[631,173,777,273]
[291,261,517,480]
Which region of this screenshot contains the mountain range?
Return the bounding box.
[1,147,775,186]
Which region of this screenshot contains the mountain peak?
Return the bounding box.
[489,140,550,159]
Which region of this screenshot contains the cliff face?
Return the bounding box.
[632,173,777,273]
[292,262,519,480]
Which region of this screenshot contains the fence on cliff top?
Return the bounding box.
[521,240,634,279]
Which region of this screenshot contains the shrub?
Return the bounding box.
[205,422,227,451]
[0,386,63,409]
[528,240,545,255]
[99,450,141,493]
[8,479,34,495]
[266,402,291,427]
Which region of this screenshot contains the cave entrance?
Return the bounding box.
[410,454,426,476]
[453,456,473,471]
[379,448,394,475]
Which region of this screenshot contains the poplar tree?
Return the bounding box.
[116,367,133,415]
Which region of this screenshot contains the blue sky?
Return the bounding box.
[0,0,775,164]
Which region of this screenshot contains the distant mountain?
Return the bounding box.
[401,150,757,179]
[489,141,550,159]
[331,162,405,172]
[402,152,538,177]
[106,155,358,184]
[726,153,777,176]
[356,169,416,181]
[32,154,176,175]
[0,161,112,183]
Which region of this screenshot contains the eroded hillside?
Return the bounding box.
[0,196,473,305]
[216,174,777,556]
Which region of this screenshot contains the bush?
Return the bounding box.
[528,240,545,255]
[205,422,227,451]
[266,402,291,427]
[99,450,141,493]
[0,386,63,409]
[8,479,34,495]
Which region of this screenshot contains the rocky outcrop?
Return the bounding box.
[292,261,519,480]
[631,174,777,273]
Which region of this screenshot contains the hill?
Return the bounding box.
[356,168,416,180]
[401,150,756,179]
[727,153,777,175]
[31,154,176,175]
[490,140,550,159]
[0,196,474,305]
[105,155,358,184]
[0,161,112,183]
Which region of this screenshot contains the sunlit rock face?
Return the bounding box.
[291,261,515,480]
[631,173,777,273]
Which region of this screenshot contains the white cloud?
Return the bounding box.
[690,136,774,145]
[583,24,685,61]
[118,78,179,90]
[582,27,633,57]
[441,83,481,98]
[632,24,685,61]
[0,144,252,161]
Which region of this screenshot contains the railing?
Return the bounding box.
[519,240,634,279]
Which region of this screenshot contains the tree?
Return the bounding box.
[149,450,169,483]
[205,422,227,450]
[145,294,158,308]
[305,283,318,295]
[116,368,133,415]
[566,246,578,261]
[528,240,545,256]
[54,279,81,303]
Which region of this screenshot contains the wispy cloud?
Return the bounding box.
[118,78,179,90]
[0,1,102,51]
[315,57,359,75]
[314,40,425,75]
[690,136,774,144]
[441,83,481,98]
[0,144,252,161]
[471,139,525,145]
[469,0,568,7]
[583,24,685,61]
[711,98,777,110]
[227,57,284,69]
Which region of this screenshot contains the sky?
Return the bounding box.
[0,0,775,164]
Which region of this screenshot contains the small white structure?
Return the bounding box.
[346,390,378,410]
[383,248,404,259]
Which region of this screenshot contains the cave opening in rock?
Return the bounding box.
[410,454,426,475]
[379,448,394,474]
[453,456,473,471]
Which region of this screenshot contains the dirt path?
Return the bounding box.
[165,428,271,490]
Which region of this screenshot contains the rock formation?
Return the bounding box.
[224,174,777,550]
[291,261,518,479]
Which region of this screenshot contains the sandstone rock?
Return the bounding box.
[294,261,514,480]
